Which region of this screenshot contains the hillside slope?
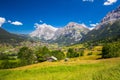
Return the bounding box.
[82,20,120,42]
[82,5,120,42]
[0,27,26,43]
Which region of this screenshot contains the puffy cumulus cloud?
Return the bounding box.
[11,21,23,26]
[104,0,117,6]
[82,0,94,2]
[0,17,6,27]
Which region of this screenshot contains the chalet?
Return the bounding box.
[47,56,57,62]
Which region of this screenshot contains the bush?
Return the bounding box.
[79,49,84,56]
[102,42,120,58]
[18,47,36,65]
[35,46,50,62]
[0,52,8,60]
[66,48,79,58]
[0,60,20,69]
[50,50,65,60]
[88,52,92,56]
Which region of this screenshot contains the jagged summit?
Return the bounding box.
[30,23,58,40]
[30,22,90,45]
[101,5,120,23]
[66,22,88,29]
[52,22,90,45]
[94,5,120,30]
[82,5,120,42]
[35,23,58,31]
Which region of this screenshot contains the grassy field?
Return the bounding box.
[0,57,120,80]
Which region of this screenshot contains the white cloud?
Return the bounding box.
[34,23,39,28]
[40,20,43,23]
[89,23,99,30]
[8,20,11,23]
[82,0,94,2]
[11,21,23,26]
[90,23,99,27]
[0,17,6,27]
[79,23,97,30]
[104,0,117,6]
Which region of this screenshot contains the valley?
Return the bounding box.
[0,1,120,80]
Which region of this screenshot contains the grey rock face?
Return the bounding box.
[52,22,90,45]
[30,23,58,40]
[30,22,90,45]
[95,5,120,30]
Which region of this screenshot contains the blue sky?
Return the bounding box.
[0,0,120,34]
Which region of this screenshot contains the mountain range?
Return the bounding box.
[82,5,120,42]
[29,5,120,45]
[0,5,120,45]
[30,22,90,45]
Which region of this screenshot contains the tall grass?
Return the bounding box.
[0,58,120,80]
[93,65,120,80]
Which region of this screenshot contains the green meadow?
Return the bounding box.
[0,57,120,80]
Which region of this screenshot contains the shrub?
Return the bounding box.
[50,50,65,60]
[0,60,20,69]
[18,47,36,65]
[66,48,79,58]
[88,52,92,56]
[0,52,8,60]
[35,46,50,62]
[102,42,120,58]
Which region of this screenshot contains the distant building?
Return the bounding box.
[47,56,57,62]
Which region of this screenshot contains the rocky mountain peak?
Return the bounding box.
[66,22,87,29]
[35,23,58,31]
[101,5,120,23]
[94,5,120,30]
[30,22,90,45]
[67,22,77,27]
[52,22,90,45]
[30,23,58,40]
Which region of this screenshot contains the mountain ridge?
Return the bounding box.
[0,27,28,44]
[30,22,90,45]
[82,5,120,42]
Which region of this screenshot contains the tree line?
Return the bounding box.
[0,46,84,69]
